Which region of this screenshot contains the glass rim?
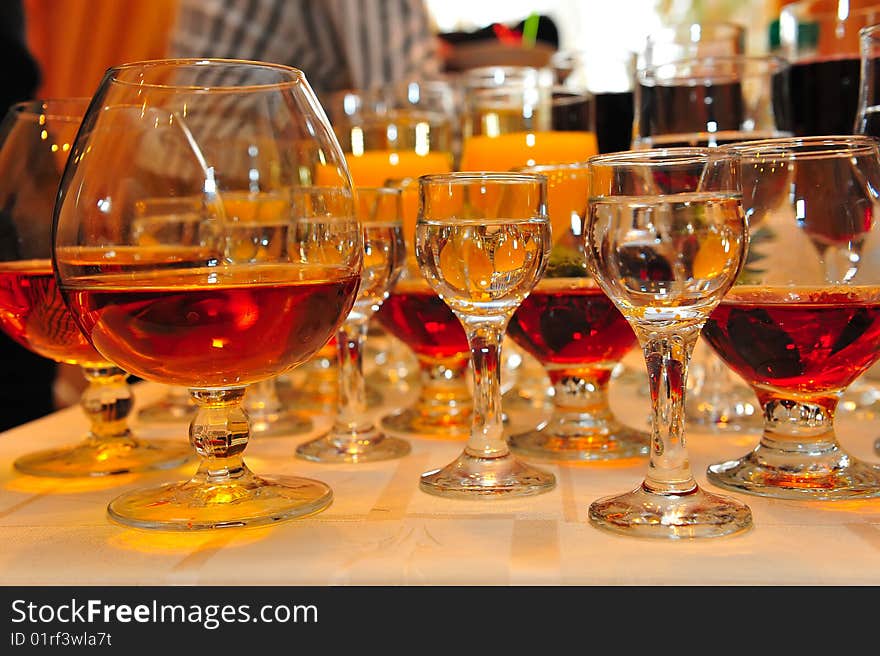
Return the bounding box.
[105,58,306,91]
[512,161,590,174]
[639,54,790,79]
[722,134,880,159]
[8,98,91,121]
[354,186,403,195]
[588,147,726,168]
[860,22,880,39]
[418,172,548,186]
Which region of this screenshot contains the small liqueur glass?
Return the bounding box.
[296,187,409,462]
[585,148,753,538]
[507,161,649,461]
[416,172,555,498]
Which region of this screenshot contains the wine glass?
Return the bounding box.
[0,98,192,477]
[704,135,880,500]
[781,0,880,136]
[53,59,362,529]
[633,54,792,432]
[296,186,408,462]
[585,148,753,538]
[416,172,555,498]
[507,161,649,461]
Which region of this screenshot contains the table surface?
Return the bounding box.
[2,362,880,587]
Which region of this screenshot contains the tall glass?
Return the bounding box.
[642,22,746,69]
[705,136,880,500]
[781,0,880,135]
[296,187,408,462]
[585,148,752,538]
[0,99,192,477]
[459,66,598,170]
[507,162,649,460]
[53,59,362,530]
[416,172,555,498]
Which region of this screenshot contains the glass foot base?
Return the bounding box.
[296,431,411,463]
[381,406,471,440]
[707,448,880,500]
[107,469,332,530]
[249,411,312,438]
[14,439,193,478]
[420,451,556,499]
[589,483,752,539]
[509,424,649,461]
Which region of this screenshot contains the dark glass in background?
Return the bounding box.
[781,0,880,136]
[594,91,634,153]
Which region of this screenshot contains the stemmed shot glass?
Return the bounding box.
[704,136,880,499]
[506,162,649,460]
[53,59,362,529]
[416,172,555,497]
[585,148,752,538]
[0,99,191,477]
[296,187,409,462]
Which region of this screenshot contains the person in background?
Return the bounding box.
[0,0,55,430]
[169,0,441,102]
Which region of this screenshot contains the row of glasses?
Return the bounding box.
[11,57,880,540]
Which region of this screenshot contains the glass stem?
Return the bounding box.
[80,365,135,444]
[332,321,374,436]
[464,319,508,459]
[635,324,701,494]
[189,388,249,482]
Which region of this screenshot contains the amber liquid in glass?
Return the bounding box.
[0,259,105,366]
[703,286,880,399]
[65,264,359,388]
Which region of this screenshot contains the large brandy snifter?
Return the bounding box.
[0,98,191,477]
[705,135,880,499]
[585,148,753,538]
[53,59,362,529]
[416,172,555,498]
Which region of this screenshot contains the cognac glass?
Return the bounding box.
[0,98,191,476]
[416,172,555,498]
[53,59,362,529]
[296,186,408,462]
[585,148,753,538]
[507,161,649,460]
[704,135,880,500]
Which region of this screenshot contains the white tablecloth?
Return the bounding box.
[1,371,879,586]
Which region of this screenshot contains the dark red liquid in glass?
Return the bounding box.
[788,58,860,136]
[508,281,636,382]
[703,288,880,396]
[66,265,359,388]
[375,280,468,361]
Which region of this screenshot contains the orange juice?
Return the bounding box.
[459,131,598,171]
[344,150,452,187]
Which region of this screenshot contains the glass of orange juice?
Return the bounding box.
[459,66,599,171]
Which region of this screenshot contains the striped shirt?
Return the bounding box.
[169,0,440,103]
